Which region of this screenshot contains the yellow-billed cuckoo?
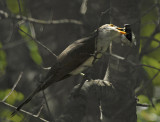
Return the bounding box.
[11,24,127,115]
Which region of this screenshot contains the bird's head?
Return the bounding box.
[98,24,126,40]
[97,24,136,46]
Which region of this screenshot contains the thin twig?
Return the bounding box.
[137,103,150,107]
[17,0,22,16]
[136,71,160,95]
[141,44,160,55]
[97,8,112,28]
[155,0,160,24]
[105,52,160,71]
[2,72,23,102]
[141,36,160,43]
[17,26,58,59]
[138,64,160,71]
[0,39,27,50]
[0,101,49,122]
[99,100,103,121]
[0,10,82,25]
[80,0,88,15]
[132,3,158,25]
[36,103,44,117]
[41,66,52,70]
[42,90,55,122]
[140,24,160,59]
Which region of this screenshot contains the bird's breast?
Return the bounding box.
[96,38,111,52]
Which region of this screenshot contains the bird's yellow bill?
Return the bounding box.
[118,30,126,35]
[116,27,126,35]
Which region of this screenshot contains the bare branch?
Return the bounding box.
[41,67,52,70]
[0,10,82,25]
[2,72,23,102]
[0,101,49,122]
[140,24,160,59]
[136,71,160,95]
[137,103,150,107]
[132,3,158,25]
[141,44,160,55]
[138,64,160,71]
[17,0,22,16]
[80,0,88,15]
[36,103,44,117]
[105,52,160,71]
[42,90,55,122]
[17,26,58,59]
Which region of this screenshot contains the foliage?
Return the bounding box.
[0,43,7,75]
[138,0,160,121]
[0,89,24,104]
[19,24,43,65]
[0,89,24,122]
[5,0,43,70]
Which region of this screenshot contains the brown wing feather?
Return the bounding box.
[41,34,97,90]
[10,32,97,115]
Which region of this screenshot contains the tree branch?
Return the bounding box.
[0,10,82,25]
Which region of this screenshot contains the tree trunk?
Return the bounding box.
[102,0,140,121]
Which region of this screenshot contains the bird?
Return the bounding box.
[11,24,126,116]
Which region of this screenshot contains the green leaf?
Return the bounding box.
[138,95,150,104]
[0,89,24,104]
[140,111,158,122]
[141,23,155,37]
[0,109,24,122]
[154,33,160,41]
[0,43,7,76]
[6,0,24,14]
[19,24,43,65]
[142,56,160,85]
[150,103,160,115]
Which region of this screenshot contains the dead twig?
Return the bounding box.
[2,72,23,102]
[42,90,55,122]
[17,25,58,59]
[0,101,49,122]
[35,103,44,117]
[0,10,82,25]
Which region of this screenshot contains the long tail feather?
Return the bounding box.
[11,85,41,117]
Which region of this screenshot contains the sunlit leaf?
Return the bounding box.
[141,56,160,85]
[0,89,24,104]
[141,23,155,37]
[140,111,158,121]
[150,103,160,115]
[19,24,42,65]
[154,33,160,41]
[6,0,24,14]
[0,109,24,122]
[138,95,150,104]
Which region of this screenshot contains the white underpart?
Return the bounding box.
[70,25,120,75]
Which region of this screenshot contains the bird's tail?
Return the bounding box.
[11,85,42,117]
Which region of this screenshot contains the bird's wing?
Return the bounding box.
[42,35,97,89]
[11,34,97,116]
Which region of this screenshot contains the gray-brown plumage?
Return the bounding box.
[11,24,126,116]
